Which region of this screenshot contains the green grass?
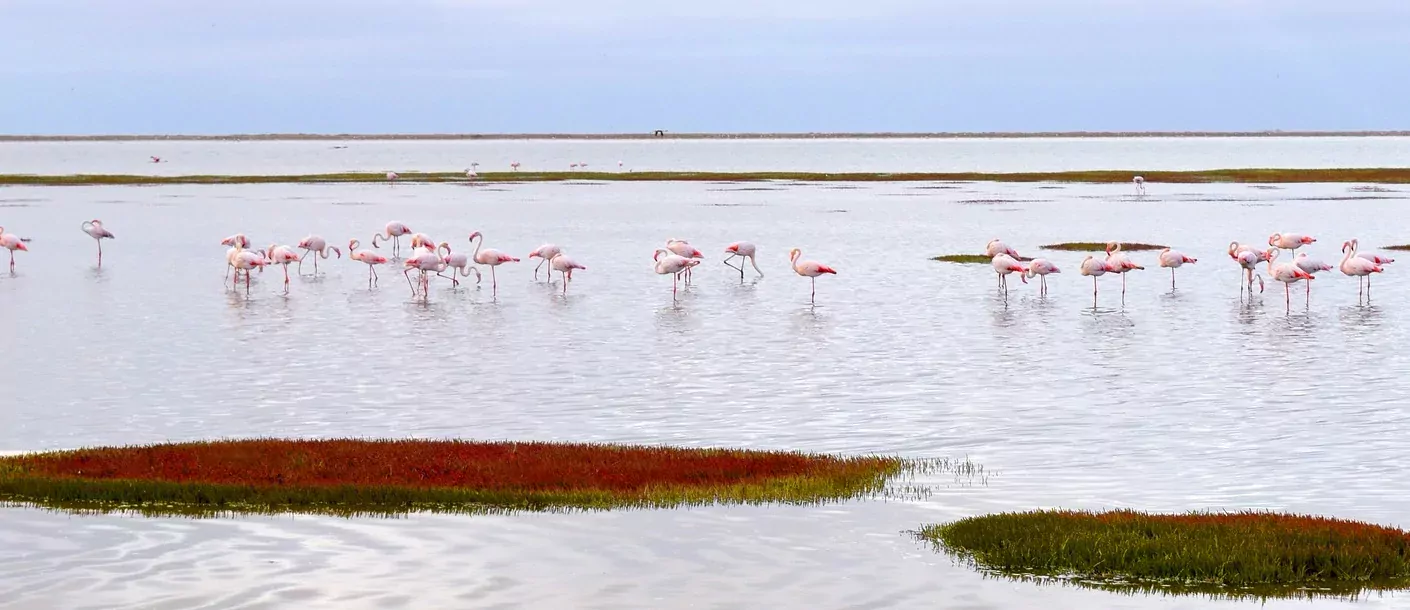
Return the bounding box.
[1382,245,1410,251]
[919,510,1410,599]
[931,254,993,264]
[4,168,1410,186]
[0,438,956,518]
[1040,242,1166,252]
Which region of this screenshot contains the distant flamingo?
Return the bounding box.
[570,163,580,170]
[666,239,704,284]
[618,161,624,170]
[984,239,1020,259]
[1078,255,1113,303]
[468,231,520,297]
[1341,240,1384,300]
[348,239,388,287]
[1294,252,1334,305]
[511,161,520,171]
[1133,175,1146,195]
[579,162,588,170]
[549,253,585,294]
[435,242,481,287]
[1268,232,1315,257]
[80,219,115,265]
[1104,242,1145,297]
[1157,248,1197,290]
[150,156,161,163]
[266,243,302,286]
[386,171,399,182]
[465,168,478,180]
[723,241,763,280]
[528,244,562,280]
[372,222,412,258]
[789,248,836,303]
[1026,258,1060,296]
[1266,249,1314,309]
[1229,241,1268,299]
[654,248,701,301]
[0,226,29,269]
[991,253,1028,295]
[296,234,340,274]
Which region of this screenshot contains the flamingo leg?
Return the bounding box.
[1170,268,1175,290]
[673,273,678,301]
[1306,280,1311,307]
[245,270,251,294]
[562,271,568,294]
[534,259,544,280]
[283,265,290,284]
[491,266,498,298]
[298,252,305,274]
[97,239,103,266]
[811,276,816,303]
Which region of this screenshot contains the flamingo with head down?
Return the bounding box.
[528,244,562,281]
[1025,258,1059,296]
[654,248,700,301]
[372,222,412,258]
[723,241,762,281]
[549,252,585,295]
[991,253,1027,296]
[296,234,340,274]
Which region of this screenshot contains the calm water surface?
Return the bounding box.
[2,176,1410,609]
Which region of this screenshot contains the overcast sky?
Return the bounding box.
[2,0,1406,134]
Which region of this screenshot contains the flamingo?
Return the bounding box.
[1104,242,1145,296]
[1351,239,1396,266]
[403,246,445,299]
[296,234,340,274]
[231,244,269,293]
[1026,258,1060,296]
[80,219,115,265]
[1157,248,1197,290]
[666,239,704,284]
[386,171,399,182]
[1268,232,1315,257]
[1078,255,1113,303]
[468,231,520,297]
[984,239,1020,259]
[221,233,251,248]
[372,222,413,258]
[150,156,162,163]
[266,243,302,286]
[436,242,481,287]
[579,162,588,170]
[1341,240,1384,300]
[570,163,580,170]
[654,248,701,301]
[408,232,436,252]
[528,244,562,280]
[549,253,585,294]
[0,226,29,269]
[1266,249,1314,309]
[1133,175,1146,195]
[1229,241,1269,299]
[1294,252,1334,305]
[789,248,836,303]
[348,239,388,287]
[465,168,478,180]
[723,241,763,280]
[991,253,1028,295]
[510,161,521,171]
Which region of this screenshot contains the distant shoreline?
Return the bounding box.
[2,131,1410,142]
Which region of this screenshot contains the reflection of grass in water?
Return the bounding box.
[0,439,973,518]
[1041,242,1166,252]
[7,167,1410,186]
[917,509,1410,600]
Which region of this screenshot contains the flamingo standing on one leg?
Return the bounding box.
[1026,258,1060,296]
[0,226,29,269]
[654,248,701,301]
[436,242,481,287]
[528,244,562,280]
[266,243,302,287]
[1266,249,1314,310]
[296,234,340,274]
[348,239,388,287]
[1104,242,1145,298]
[372,222,412,258]
[1268,232,1315,258]
[80,219,115,266]
[723,242,763,281]
[1157,248,1197,290]
[469,231,520,298]
[1133,175,1146,195]
[1079,255,1113,305]
[549,253,585,295]
[789,248,836,304]
[1340,240,1384,300]
[1294,252,1334,306]
[666,239,704,285]
[991,253,1028,296]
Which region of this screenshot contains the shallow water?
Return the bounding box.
[3,135,1410,175]
[3,178,1410,608]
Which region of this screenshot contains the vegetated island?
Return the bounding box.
[4,131,1410,141]
[1040,242,1167,252]
[4,168,1410,186]
[919,510,1410,600]
[0,438,951,517]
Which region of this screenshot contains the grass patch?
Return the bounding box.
[1040,242,1166,252]
[0,438,943,518]
[932,254,993,264]
[4,168,1410,186]
[1383,245,1410,251]
[919,510,1410,600]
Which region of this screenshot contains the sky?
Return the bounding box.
[2,0,1407,134]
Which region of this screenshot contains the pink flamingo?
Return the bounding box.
[266,243,302,286]
[579,162,588,170]
[408,232,436,252]
[1350,239,1396,266]
[465,168,478,180]
[1229,241,1268,299]
[1157,248,1197,290]
[570,163,580,170]
[1078,255,1114,303]
[549,252,585,294]
[1341,240,1385,300]
[1026,258,1060,296]
[654,248,701,301]
[789,248,836,303]
[1294,252,1334,305]
[1133,175,1146,195]
[991,253,1028,295]
[372,222,412,258]
[510,161,521,171]
[221,233,251,248]
[386,171,399,182]
[1268,232,1315,257]
[150,156,161,163]
[80,219,115,265]
[403,246,445,299]
[468,231,520,297]
[231,244,269,293]
[348,239,388,287]
[0,226,29,269]
[666,239,704,284]
[1104,242,1144,297]
[528,244,562,280]
[723,242,763,280]
[1266,249,1314,309]
[436,242,481,287]
[296,234,340,274]
[984,238,1021,259]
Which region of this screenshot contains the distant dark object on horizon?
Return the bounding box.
[654,130,665,137]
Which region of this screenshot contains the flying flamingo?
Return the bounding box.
[1104,242,1145,297]
[1133,175,1146,195]
[150,156,162,163]
[789,248,836,303]
[468,231,520,297]
[528,244,562,280]
[348,239,388,287]
[1229,241,1269,299]
[991,253,1028,295]
[1157,248,1197,290]
[1340,240,1384,300]
[0,226,29,269]
[1079,255,1113,303]
[80,219,115,265]
[296,234,340,274]
[435,242,481,287]
[984,239,1020,259]
[266,243,302,286]
[654,248,701,301]
[1026,258,1060,296]
[1266,249,1314,309]
[372,222,413,258]
[549,252,585,294]
[1294,252,1334,305]
[723,241,763,280]
[1268,232,1315,257]
[666,239,704,284]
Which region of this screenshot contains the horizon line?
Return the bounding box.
[3,130,1410,142]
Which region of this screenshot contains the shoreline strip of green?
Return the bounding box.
[4,131,1410,141]
[4,168,1410,186]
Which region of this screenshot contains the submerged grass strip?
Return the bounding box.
[0,439,921,517]
[1040,242,1166,252]
[919,510,1410,599]
[4,168,1410,186]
